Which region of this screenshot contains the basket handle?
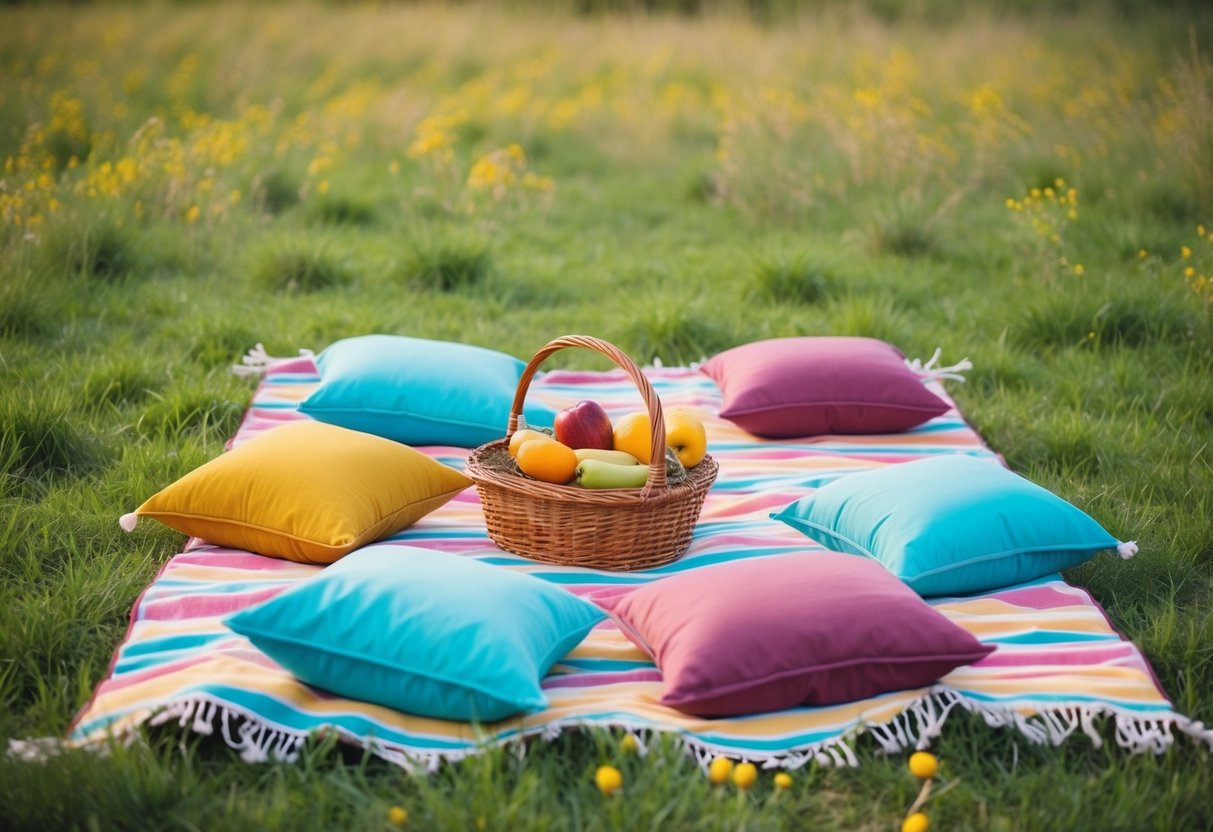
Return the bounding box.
[507,335,668,495]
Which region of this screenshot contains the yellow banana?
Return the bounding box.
[575,458,650,489]
[573,448,641,466]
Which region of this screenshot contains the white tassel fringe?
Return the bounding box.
[906,347,973,383]
[230,343,316,378]
[46,688,1213,773]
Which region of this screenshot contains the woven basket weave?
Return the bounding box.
[465,335,718,571]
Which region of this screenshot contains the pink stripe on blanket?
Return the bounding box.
[543,669,663,689]
[977,642,1143,668]
[266,357,318,374]
[988,584,1093,610]
[167,550,313,572]
[98,655,215,692]
[140,587,288,620]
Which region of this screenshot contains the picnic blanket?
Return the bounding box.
[63,357,1213,770]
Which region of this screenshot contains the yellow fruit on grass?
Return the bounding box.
[508,428,552,458]
[732,762,758,790]
[516,439,578,484]
[612,408,707,468]
[707,756,734,784]
[902,812,930,832]
[908,751,939,780]
[595,765,623,795]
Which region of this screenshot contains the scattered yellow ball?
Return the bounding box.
[732,762,758,790]
[595,764,623,796]
[773,772,793,791]
[707,756,734,784]
[908,751,939,780]
[902,811,930,832]
[387,805,408,828]
[620,734,639,753]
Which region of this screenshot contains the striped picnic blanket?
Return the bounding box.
[65,357,1213,769]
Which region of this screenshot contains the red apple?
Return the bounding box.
[554,400,614,450]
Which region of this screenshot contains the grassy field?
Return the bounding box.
[2,0,1212,829]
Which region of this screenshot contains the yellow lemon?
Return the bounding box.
[908,751,939,780]
[732,761,758,790]
[595,764,623,795]
[707,756,734,784]
[612,411,654,464]
[902,812,930,832]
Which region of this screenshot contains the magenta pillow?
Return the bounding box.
[597,553,994,718]
[700,336,951,438]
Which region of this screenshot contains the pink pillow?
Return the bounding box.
[700,336,951,438]
[597,553,993,718]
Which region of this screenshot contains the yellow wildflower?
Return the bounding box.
[731,762,758,790]
[594,765,622,796]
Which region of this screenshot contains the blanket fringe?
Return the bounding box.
[230,343,315,378]
[906,348,972,384]
[50,689,1213,772]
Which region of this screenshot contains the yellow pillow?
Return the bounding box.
[121,420,472,564]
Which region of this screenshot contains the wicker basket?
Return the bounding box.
[465,335,718,571]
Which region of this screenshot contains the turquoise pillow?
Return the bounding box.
[771,455,1134,597]
[298,335,557,447]
[224,544,605,722]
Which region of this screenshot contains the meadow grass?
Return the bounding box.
[1,1,1212,829]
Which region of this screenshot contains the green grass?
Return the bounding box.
[2,0,1212,829]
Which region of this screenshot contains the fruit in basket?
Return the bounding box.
[612,408,707,467]
[508,428,553,458]
[575,458,650,489]
[665,407,708,468]
[554,400,614,450]
[611,411,654,463]
[573,448,641,466]
[516,439,579,484]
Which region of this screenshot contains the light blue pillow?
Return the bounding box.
[298,334,557,447]
[224,544,605,722]
[771,455,1134,597]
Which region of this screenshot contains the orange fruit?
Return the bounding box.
[612,411,654,464]
[508,428,551,458]
[516,439,578,484]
